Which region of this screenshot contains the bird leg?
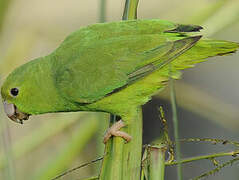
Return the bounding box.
[103,120,132,144]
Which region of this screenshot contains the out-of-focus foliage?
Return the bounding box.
[0,0,239,180]
[0,0,11,32]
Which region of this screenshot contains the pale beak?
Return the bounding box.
[3,101,30,124]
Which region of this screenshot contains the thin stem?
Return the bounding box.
[51,157,103,180]
[0,1,15,179]
[99,0,106,23]
[0,110,16,180]
[192,157,239,180]
[179,138,239,147]
[165,150,239,166]
[170,78,183,180]
[0,0,12,33]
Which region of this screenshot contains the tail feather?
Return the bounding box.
[128,37,239,82]
[154,39,239,81]
[171,39,239,70]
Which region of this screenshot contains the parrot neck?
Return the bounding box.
[21,55,80,115]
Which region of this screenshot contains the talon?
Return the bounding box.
[103,120,132,144]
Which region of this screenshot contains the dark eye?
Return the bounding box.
[10,88,19,97]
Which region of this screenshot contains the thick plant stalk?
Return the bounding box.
[142,107,169,180]
[99,107,142,180]
[99,1,142,180]
[142,144,166,180]
[149,146,166,180]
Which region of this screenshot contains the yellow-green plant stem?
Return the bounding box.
[99,107,142,180]
[149,146,166,180]
[144,144,166,180]
[142,107,170,180]
[122,0,139,20]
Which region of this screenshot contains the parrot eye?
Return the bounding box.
[10,88,19,97]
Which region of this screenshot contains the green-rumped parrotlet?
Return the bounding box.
[1,19,239,142]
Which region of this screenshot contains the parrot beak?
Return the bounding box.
[3,101,30,124]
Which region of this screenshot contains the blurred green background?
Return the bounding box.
[0,0,239,179]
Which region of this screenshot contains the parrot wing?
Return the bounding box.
[54,34,201,104]
[55,19,203,52]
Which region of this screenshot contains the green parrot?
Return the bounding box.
[1,19,239,143]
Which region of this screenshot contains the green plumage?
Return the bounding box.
[1,19,239,118]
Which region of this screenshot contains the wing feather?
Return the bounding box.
[54,35,200,103]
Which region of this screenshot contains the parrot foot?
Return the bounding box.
[103,120,132,144]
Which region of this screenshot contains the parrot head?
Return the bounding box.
[1,57,75,124]
[0,58,51,124]
[1,64,33,124]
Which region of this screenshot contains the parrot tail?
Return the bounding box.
[128,37,239,83]
[171,39,239,70]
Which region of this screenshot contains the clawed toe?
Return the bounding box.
[103,120,132,144]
